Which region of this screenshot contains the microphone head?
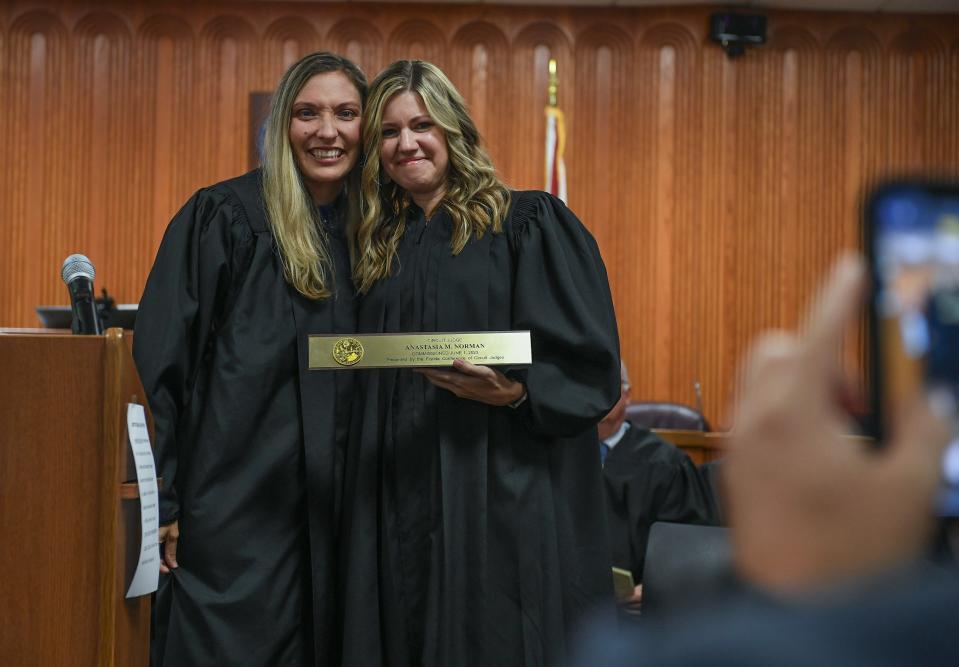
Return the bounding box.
[61,254,96,285]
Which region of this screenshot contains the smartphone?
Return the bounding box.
[866,181,959,517]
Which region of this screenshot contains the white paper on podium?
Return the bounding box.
[125,403,160,598]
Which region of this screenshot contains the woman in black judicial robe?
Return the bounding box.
[340,60,621,666]
[133,53,366,666]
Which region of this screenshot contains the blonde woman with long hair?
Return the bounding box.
[134,52,366,665]
[339,60,621,666]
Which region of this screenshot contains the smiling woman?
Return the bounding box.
[340,60,621,667]
[288,71,362,204]
[378,91,450,216]
[133,52,366,666]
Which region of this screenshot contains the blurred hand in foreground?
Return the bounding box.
[726,255,951,596]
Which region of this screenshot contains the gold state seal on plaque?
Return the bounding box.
[332,337,364,366]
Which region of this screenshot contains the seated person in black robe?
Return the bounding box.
[600,361,720,607]
[338,60,620,667]
[134,53,366,666]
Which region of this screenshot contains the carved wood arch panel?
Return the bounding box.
[327,18,383,77]
[198,15,258,182]
[449,21,510,167]
[387,20,447,70]
[262,17,322,80]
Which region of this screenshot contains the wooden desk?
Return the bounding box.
[652,430,872,465]
[653,429,726,465]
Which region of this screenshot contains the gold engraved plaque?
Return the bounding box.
[309,331,531,370]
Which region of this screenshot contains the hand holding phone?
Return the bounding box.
[728,257,950,594]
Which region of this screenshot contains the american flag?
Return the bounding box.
[544,58,567,204]
[544,105,567,204]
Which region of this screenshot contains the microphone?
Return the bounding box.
[60,254,103,335]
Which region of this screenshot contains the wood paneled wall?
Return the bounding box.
[3,1,959,425]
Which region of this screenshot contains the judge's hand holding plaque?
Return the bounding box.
[415,359,526,407]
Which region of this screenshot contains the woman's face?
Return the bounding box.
[379,91,449,214]
[288,71,362,204]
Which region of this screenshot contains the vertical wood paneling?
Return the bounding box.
[137,16,196,253]
[200,16,257,183]
[0,18,9,322]
[697,43,730,420]
[630,23,703,406]
[73,12,134,296]
[449,22,509,173]
[5,11,69,322]
[671,32,705,410]
[654,41,678,394]
[263,17,321,83]
[571,25,632,366]
[2,1,959,427]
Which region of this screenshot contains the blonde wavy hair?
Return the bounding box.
[353,60,511,294]
[262,52,367,299]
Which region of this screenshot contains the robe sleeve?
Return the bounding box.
[507,191,620,437]
[133,187,250,524]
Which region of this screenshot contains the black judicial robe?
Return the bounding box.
[602,424,720,583]
[338,191,620,667]
[134,170,354,665]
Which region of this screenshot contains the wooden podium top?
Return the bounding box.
[0,327,73,335]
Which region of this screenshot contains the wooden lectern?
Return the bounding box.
[0,328,153,666]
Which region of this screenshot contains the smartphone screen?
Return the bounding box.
[867,182,959,517]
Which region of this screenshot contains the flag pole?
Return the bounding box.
[548,58,558,108]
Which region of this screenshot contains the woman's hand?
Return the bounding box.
[618,584,643,617]
[158,520,180,574]
[416,359,525,407]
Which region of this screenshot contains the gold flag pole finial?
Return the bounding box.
[547,58,558,108]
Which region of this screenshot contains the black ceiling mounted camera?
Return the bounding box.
[710,13,767,58]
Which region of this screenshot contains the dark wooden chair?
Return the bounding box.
[626,401,711,432]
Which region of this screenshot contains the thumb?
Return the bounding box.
[451,359,487,377]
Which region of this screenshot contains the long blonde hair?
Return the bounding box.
[262,52,367,299]
[353,60,510,294]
